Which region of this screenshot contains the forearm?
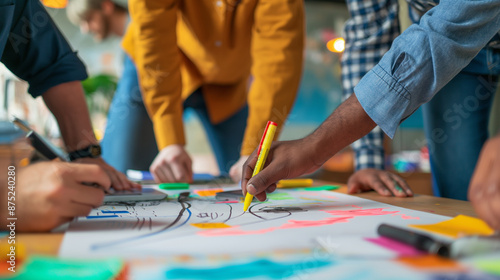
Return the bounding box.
[42,81,97,151]
[308,94,377,166]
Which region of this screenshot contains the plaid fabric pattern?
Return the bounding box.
[341,0,401,170]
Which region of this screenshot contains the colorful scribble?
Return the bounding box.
[198,216,352,236]
[324,208,399,216]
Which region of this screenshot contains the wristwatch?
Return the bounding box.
[68,144,102,161]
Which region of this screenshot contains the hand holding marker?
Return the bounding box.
[243,121,277,212]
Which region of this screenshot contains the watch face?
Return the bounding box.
[90,145,102,157]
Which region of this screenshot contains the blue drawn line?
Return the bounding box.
[87,215,119,219]
[101,210,129,214]
[91,205,192,250]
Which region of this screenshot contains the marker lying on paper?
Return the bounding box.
[159,183,190,190]
[377,223,450,257]
[378,223,500,258]
[126,170,154,181]
[126,170,230,184]
[276,179,313,189]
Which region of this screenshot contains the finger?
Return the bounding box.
[370,179,393,197]
[484,186,500,230]
[468,142,494,221]
[391,174,413,196]
[108,169,125,190]
[246,162,283,197]
[347,182,363,194]
[68,163,111,191]
[347,178,365,194]
[480,155,500,230]
[68,183,106,207]
[151,164,174,183]
[266,183,277,193]
[379,173,407,197]
[170,161,190,183]
[183,158,194,183]
[229,164,240,183]
[115,170,135,190]
[241,151,258,196]
[469,142,495,200]
[255,192,267,202]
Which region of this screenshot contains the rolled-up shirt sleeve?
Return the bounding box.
[0,0,87,98]
[355,0,500,138]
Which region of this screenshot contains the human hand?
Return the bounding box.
[347,168,413,197]
[150,144,193,183]
[75,157,141,191]
[468,136,500,230]
[229,155,249,183]
[15,162,111,232]
[241,139,323,201]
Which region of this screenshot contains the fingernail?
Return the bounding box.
[247,184,257,195]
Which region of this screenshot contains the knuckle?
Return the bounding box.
[46,183,64,201]
[51,163,70,178]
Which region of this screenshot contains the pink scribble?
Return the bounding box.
[398,214,420,220]
[324,208,399,216]
[299,192,338,200]
[280,217,352,229]
[391,213,420,220]
[198,216,352,237]
[198,206,417,237]
[199,226,278,236]
[215,201,240,204]
[365,237,424,257]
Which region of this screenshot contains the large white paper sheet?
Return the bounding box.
[59,190,450,258]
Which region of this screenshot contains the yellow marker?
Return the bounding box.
[243,121,277,212]
[277,179,314,189]
[41,0,68,8]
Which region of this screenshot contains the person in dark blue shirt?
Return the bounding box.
[0,0,139,231]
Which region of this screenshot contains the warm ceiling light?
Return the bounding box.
[327,38,345,53]
[41,0,68,9]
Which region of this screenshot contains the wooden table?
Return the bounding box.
[15,183,477,257]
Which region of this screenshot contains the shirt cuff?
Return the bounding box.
[153,111,186,150]
[28,52,88,98]
[354,64,411,139]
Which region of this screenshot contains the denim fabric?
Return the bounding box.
[102,56,248,175]
[422,48,500,200]
[355,0,500,138]
[101,56,158,173]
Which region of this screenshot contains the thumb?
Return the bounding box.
[347,180,363,194]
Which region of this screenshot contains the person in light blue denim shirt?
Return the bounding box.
[239,0,500,230]
[343,0,500,201]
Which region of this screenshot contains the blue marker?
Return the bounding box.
[126,169,154,181]
[127,169,216,182]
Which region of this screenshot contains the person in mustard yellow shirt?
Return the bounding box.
[101,0,304,183]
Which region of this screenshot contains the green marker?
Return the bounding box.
[159,183,190,190]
